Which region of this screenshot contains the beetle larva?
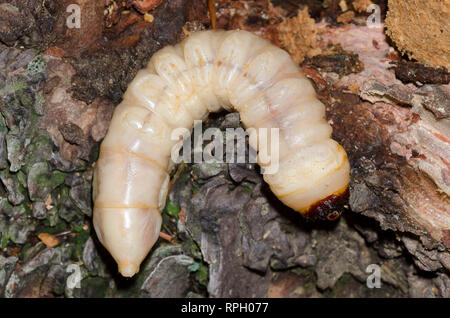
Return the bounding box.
[92,29,350,277]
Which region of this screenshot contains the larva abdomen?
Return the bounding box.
[93,29,350,277]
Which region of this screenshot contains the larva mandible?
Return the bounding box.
[92,29,351,277]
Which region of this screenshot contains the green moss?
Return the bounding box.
[40,221,67,235]
[0,170,28,205]
[18,91,33,109]
[16,170,27,188]
[20,242,46,262]
[19,242,33,259]
[165,200,180,218]
[22,203,32,216]
[0,198,20,216]
[0,198,13,210]
[8,213,36,244]
[70,224,85,233]
[46,207,59,227]
[181,237,203,262]
[0,114,8,169]
[49,171,66,187]
[0,80,27,96]
[195,263,209,287]
[57,186,84,227]
[180,170,190,180]
[72,229,90,260]
[243,185,253,194]
[0,111,7,134]
[69,179,92,217]
[6,133,26,172]
[187,260,208,287]
[28,162,66,201]
[33,91,45,115]
[1,231,10,249]
[23,134,54,169]
[191,183,199,194]
[36,170,64,189]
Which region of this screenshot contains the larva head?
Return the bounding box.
[264,140,351,222]
[298,145,351,221]
[303,187,349,221]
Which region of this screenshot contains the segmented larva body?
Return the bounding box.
[93,30,350,277]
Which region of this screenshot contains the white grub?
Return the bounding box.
[93,30,350,277]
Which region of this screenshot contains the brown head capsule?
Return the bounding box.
[303,187,350,221]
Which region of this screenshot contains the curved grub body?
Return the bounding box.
[93,30,350,277]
